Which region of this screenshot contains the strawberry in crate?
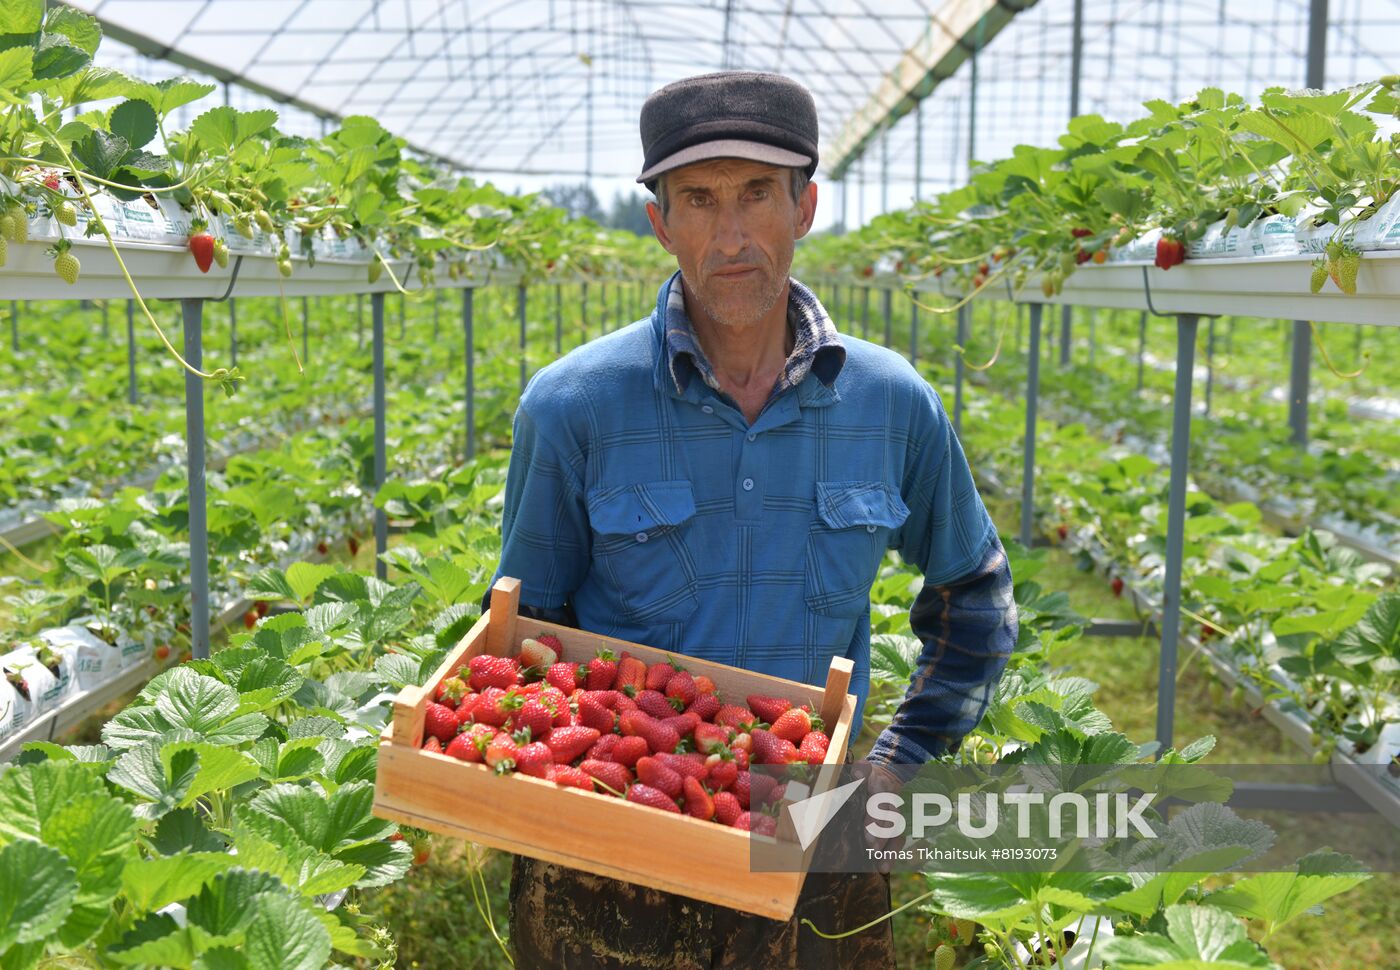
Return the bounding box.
[415,637,832,828]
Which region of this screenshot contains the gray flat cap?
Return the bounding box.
[637,71,819,187]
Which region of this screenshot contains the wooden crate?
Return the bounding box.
[373,576,858,920]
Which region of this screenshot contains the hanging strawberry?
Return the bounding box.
[49,239,80,284]
[188,219,215,273]
[1154,234,1185,270]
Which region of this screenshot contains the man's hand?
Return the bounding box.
[850,758,908,874]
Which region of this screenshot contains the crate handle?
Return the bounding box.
[485,576,522,655]
[819,656,853,731]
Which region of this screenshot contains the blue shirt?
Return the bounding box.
[490,270,1016,765]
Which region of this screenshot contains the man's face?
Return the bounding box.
[645,158,817,330]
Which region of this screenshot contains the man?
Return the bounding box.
[487,71,1016,968]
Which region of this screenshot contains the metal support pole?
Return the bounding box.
[518,284,528,394]
[1156,314,1201,752]
[909,294,919,367]
[880,124,889,214]
[914,101,923,202]
[1204,318,1215,416]
[1060,306,1072,366]
[1070,0,1085,118]
[881,289,892,347]
[101,301,109,341]
[398,293,406,339]
[615,282,623,330]
[301,296,309,364]
[126,300,137,404]
[1136,311,1147,392]
[1020,304,1043,548]
[229,298,237,368]
[581,283,589,343]
[1306,0,1328,89]
[861,287,870,340]
[181,299,210,660]
[357,295,364,349]
[1289,320,1310,445]
[9,301,16,352]
[372,294,387,581]
[463,288,476,461]
[953,304,968,436]
[555,284,563,354]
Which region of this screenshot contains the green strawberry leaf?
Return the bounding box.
[0,838,78,954]
[1098,903,1279,967]
[120,852,237,913]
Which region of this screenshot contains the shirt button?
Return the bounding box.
[701,405,714,414]
[635,532,649,543]
[746,433,756,442]
[866,524,878,533]
[742,478,754,491]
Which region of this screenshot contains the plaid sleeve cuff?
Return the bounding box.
[865,728,943,767]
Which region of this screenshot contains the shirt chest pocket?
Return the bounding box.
[586,481,700,624]
[804,481,911,618]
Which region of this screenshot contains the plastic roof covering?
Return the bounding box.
[65,0,1400,232]
[67,0,949,177]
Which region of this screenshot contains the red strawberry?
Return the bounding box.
[454,691,479,725]
[242,611,257,630]
[470,687,513,727]
[734,811,754,830]
[729,732,752,753]
[665,670,698,707]
[636,756,684,798]
[546,662,584,695]
[514,741,555,779]
[771,707,817,745]
[687,693,723,722]
[747,813,778,836]
[579,759,632,796]
[798,731,830,765]
[747,694,792,724]
[706,754,739,790]
[752,728,799,765]
[615,694,640,714]
[693,674,716,695]
[423,702,461,743]
[714,791,742,825]
[422,736,443,754]
[658,752,709,780]
[1111,577,1125,597]
[484,732,520,773]
[579,692,618,733]
[347,536,360,556]
[731,746,749,770]
[189,228,215,273]
[1056,524,1069,541]
[615,654,648,695]
[620,712,680,754]
[1155,235,1185,270]
[446,723,493,762]
[536,633,563,653]
[587,734,621,761]
[586,649,618,690]
[553,764,594,791]
[645,661,675,691]
[627,783,680,813]
[510,698,555,742]
[468,654,520,692]
[609,735,650,768]
[1070,226,1093,238]
[637,689,681,719]
[662,712,701,739]
[716,706,758,731]
[683,776,715,820]
[544,726,600,763]
[693,722,731,754]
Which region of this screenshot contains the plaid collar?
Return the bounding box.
[663,270,846,397]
